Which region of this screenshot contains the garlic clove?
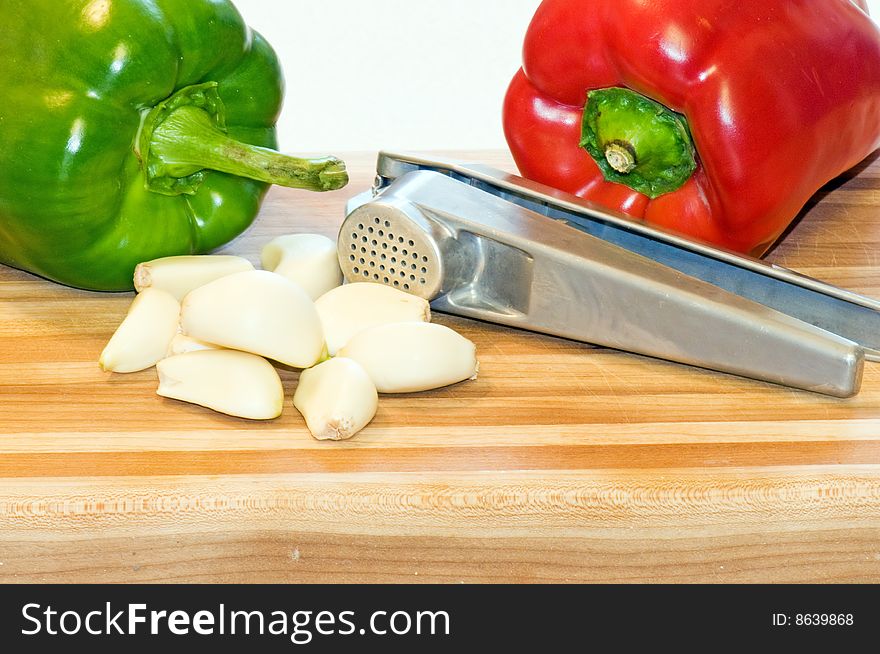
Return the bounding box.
[261,234,343,300]
[315,282,431,355]
[293,357,378,441]
[338,322,478,393]
[156,350,284,420]
[167,333,222,357]
[180,269,326,368]
[134,255,254,301]
[99,288,180,373]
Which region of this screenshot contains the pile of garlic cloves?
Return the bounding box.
[99,234,478,441]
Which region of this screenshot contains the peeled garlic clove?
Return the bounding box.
[338,322,478,393]
[167,333,222,357]
[261,234,343,300]
[156,350,283,420]
[293,357,378,441]
[99,288,180,373]
[180,270,326,368]
[134,255,254,301]
[315,282,431,355]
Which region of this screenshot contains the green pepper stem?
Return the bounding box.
[580,87,696,198]
[150,105,347,192]
[136,82,347,196]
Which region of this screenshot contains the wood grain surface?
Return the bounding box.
[2,151,880,584]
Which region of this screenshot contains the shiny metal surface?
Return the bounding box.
[368,152,880,361]
[338,153,878,397]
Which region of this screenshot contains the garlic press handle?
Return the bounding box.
[340,170,864,397]
[369,152,880,361]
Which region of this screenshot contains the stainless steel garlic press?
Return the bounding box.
[337,152,880,397]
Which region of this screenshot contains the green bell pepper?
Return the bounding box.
[0,0,348,291]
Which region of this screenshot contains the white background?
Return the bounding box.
[232,0,880,153]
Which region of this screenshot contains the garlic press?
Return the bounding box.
[337,152,880,397]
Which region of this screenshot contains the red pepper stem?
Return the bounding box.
[604,141,638,174]
[580,87,697,199]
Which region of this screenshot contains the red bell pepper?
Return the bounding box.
[503,0,880,255]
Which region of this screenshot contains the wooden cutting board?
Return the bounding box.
[1,151,880,583]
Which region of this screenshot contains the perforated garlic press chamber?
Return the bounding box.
[338,152,880,397]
